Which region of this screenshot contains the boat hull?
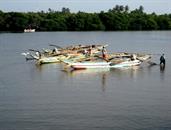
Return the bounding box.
[71,62,111,69]
[37,57,60,65]
[110,60,141,68]
[71,60,141,69]
[24,29,36,32]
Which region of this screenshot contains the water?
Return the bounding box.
[0,31,171,130]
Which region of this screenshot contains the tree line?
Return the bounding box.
[0,5,171,31]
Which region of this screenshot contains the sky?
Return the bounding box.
[0,0,171,14]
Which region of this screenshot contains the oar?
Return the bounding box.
[147,53,161,56]
[25,57,36,61]
[28,49,40,52]
[49,44,63,49]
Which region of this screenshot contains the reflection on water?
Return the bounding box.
[61,66,142,92]
[160,64,165,72]
[101,73,107,92]
[30,61,167,92]
[160,64,165,82]
[110,66,141,80]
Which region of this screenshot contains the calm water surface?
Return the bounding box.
[0,31,171,130]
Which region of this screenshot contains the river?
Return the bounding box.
[0,31,171,130]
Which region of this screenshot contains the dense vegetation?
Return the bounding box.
[0,5,171,31]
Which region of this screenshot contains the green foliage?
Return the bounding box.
[156,15,171,30]
[0,11,5,30]
[0,5,171,31]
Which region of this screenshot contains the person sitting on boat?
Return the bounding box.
[88,46,92,56]
[160,54,165,66]
[52,47,59,54]
[83,49,88,57]
[102,46,107,60]
[131,54,137,61]
[36,51,41,59]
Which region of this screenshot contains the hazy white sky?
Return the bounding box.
[0,0,171,14]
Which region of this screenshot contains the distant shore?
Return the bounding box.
[0,5,171,32]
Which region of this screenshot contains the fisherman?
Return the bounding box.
[52,47,59,54]
[102,46,107,60]
[83,49,88,57]
[130,54,137,61]
[160,54,165,66]
[36,51,41,59]
[88,46,92,56]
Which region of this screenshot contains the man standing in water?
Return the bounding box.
[160,54,165,66]
[102,46,107,60]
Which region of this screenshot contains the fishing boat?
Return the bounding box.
[21,43,153,67]
[70,61,111,69]
[21,44,107,65]
[37,56,61,65]
[63,56,142,69]
[107,52,151,61]
[110,59,141,68]
[21,50,69,65]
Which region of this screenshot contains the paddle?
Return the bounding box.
[25,57,36,61]
[28,49,40,52]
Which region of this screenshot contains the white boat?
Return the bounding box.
[110,59,141,68]
[66,58,141,69]
[70,61,111,69]
[24,29,36,33]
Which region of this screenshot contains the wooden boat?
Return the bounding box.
[22,44,153,67]
[36,55,69,65]
[22,44,107,65]
[21,50,69,65]
[54,44,107,57]
[37,56,60,65]
[107,53,151,62]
